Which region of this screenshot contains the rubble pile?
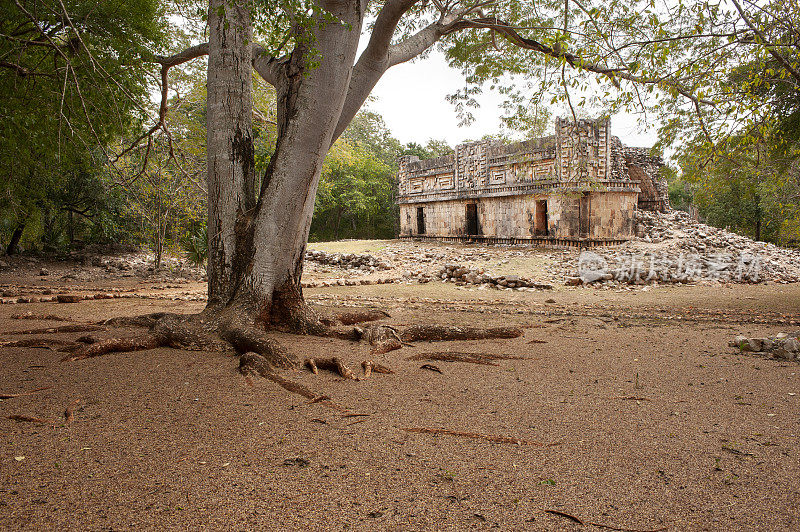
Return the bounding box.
[301,277,398,288]
[305,250,392,272]
[569,210,800,286]
[436,264,552,290]
[729,333,800,361]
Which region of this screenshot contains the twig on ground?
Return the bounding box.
[403,427,558,446]
[407,352,528,365]
[64,398,80,425]
[545,510,584,525]
[8,414,52,424]
[544,509,669,531]
[0,386,52,399]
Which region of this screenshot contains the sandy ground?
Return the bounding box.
[1,251,799,531]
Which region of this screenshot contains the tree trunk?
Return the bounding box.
[155,192,163,269]
[206,0,255,308]
[206,0,362,332]
[67,210,74,244]
[6,222,25,255]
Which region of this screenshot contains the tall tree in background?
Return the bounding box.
[0,0,166,252]
[675,1,800,245]
[311,111,400,241]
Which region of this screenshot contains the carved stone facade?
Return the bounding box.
[397,117,668,247]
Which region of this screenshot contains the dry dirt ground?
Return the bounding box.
[1,247,799,531]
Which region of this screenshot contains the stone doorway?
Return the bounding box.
[465,203,480,235]
[534,200,548,236]
[579,193,590,237]
[416,207,426,235]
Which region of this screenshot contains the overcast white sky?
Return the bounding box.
[365,50,661,149]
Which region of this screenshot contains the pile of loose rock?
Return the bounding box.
[305,250,392,271]
[569,210,800,286]
[436,264,552,290]
[729,333,800,361]
[301,277,398,288]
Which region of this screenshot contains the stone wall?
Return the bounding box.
[399,190,636,240]
[397,117,658,243]
[623,147,669,212]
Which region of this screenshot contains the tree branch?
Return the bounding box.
[451,16,714,106]
[113,44,209,164]
[332,1,480,142]
[731,0,800,86]
[251,43,284,87]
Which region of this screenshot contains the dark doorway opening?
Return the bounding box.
[534,200,548,236]
[579,193,590,237]
[416,207,426,235]
[465,203,480,235]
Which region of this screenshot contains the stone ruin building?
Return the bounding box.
[397,117,670,247]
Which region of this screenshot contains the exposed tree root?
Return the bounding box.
[0,386,52,400]
[2,324,106,335]
[370,338,402,355]
[357,324,402,344]
[11,313,73,321]
[401,325,523,342]
[62,335,162,362]
[267,282,329,336]
[402,427,557,447]
[152,315,232,353]
[420,364,443,373]
[64,398,80,425]
[219,323,292,369]
[361,360,394,378]
[406,352,528,366]
[336,310,390,326]
[8,414,52,424]
[304,357,357,380]
[240,352,347,411]
[101,312,177,328]
[1,338,77,350]
[60,312,293,369]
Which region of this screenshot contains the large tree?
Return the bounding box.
[46,0,789,365]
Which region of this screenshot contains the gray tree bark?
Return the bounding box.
[206,0,363,332]
[206,0,255,308]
